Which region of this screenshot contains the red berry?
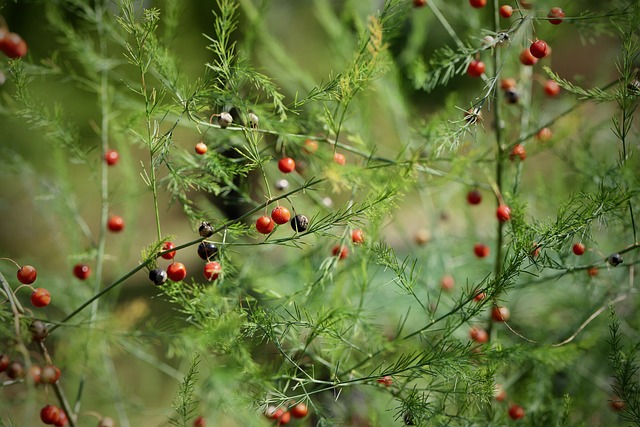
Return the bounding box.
[203,261,222,281]
[499,5,513,18]
[277,411,291,426]
[610,397,625,411]
[474,291,486,302]
[351,229,365,244]
[509,144,526,161]
[73,263,91,280]
[107,215,125,232]
[41,365,61,384]
[266,406,284,420]
[544,80,561,97]
[440,275,454,292]
[531,243,541,258]
[519,49,538,66]
[54,411,68,427]
[29,365,42,383]
[167,262,187,281]
[333,152,346,165]
[492,306,510,322]
[193,415,207,427]
[271,206,291,225]
[508,404,525,420]
[474,243,490,258]
[17,264,37,284]
[104,149,119,166]
[40,405,61,425]
[377,375,393,387]
[536,127,553,142]
[494,384,507,401]
[467,60,485,78]
[332,245,348,260]
[467,189,482,205]
[572,242,586,255]
[587,267,599,277]
[0,354,9,372]
[519,0,533,9]
[469,0,487,7]
[161,242,177,260]
[0,32,28,59]
[413,0,427,6]
[31,288,51,308]
[278,157,296,173]
[303,139,318,154]
[255,215,275,234]
[500,78,516,91]
[529,40,549,59]
[469,326,488,343]
[290,403,308,419]
[496,205,511,222]
[548,7,565,25]
[195,142,208,155]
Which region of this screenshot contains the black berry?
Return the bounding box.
[290,214,309,232]
[505,89,519,104]
[199,221,214,238]
[149,268,168,286]
[608,253,623,267]
[197,242,219,260]
[29,320,49,341]
[6,361,24,379]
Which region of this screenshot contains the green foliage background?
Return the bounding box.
[0,1,638,426]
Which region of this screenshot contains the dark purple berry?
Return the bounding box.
[608,253,623,267]
[199,221,214,238]
[505,89,519,104]
[149,268,168,286]
[290,214,309,232]
[197,242,219,260]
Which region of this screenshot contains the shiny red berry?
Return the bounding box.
[529,40,549,59]
[107,215,125,232]
[499,5,513,18]
[0,32,28,59]
[508,404,525,420]
[469,326,488,343]
[469,0,487,7]
[161,242,177,260]
[104,149,119,166]
[73,263,91,280]
[41,365,61,384]
[496,205,511,222]
[467,60,485,78]
[167,262,187,281]
[351,229,365,244]
[31,288,51,308]
[277,411,291,426]
[203,261,222,281]
[40,405,61,425]
[474,243,490,258]
[572,242,585,255]
[256,216,275,234]
[17,265,37,284]
[278,157,296,173]
[54,411,68,427]
[271,206,291,225]
[519,49,538,66]
[332,245,348,260]
[290,403,308,419]
[544,80,561,97]
[195,142,207,155]
[492,306,510,322]
[548,7,565,25]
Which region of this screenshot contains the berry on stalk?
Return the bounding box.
[199,221,214,238]
[536,127,553,142]
[469,0,487,7]
[217,112,233,128]
[492,306,510,322]
[351,229,365,244]
[290,403,308,419]
[467,60,485,78]
[467,189,482,205]
[104,149,119,166]
[529,40,549,59]
[271,206,291,225]
[255,216,275,234]
[107,215,125,232]
[278,157,296,174]
[332,245,348,260]
[509,144,526,161]
[31,288,51,308]
[195,142,207,155]
[469,326,488,343]
[499,5,513,18]
[333,152,346,165]
[548,7,565,25]
[161,242,177,260]
[6,361,25,379]
[41,365,61,384]
[572,243,585,255]
[30,320,49,341]
[40,405,61,425]
[17,265,37,284]
[197,242,218,260]
[167,262,187,281]
[519,49,538,66]
[149,268,168,286]
[203,261,222,281]
[608,253,623,267]
[291,214,309,232]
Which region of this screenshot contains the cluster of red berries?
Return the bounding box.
[0,28,27,59]
[265,402,308,426]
